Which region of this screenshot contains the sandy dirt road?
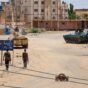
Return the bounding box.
[0,31,88,88]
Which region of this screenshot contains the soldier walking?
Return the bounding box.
[22,49,29,68]
[3,50,11,71]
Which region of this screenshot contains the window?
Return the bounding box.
[52,16,56,19]
[34,1,38,4]
[25,7,28,13]
[41,1,44,4]
[41,9,44,12]
[25,0,27,2]
[65,9,68,12]
[52,9,56,12]
[34,9,38,12]
[84,14,88,17]
[52,1,56,4]
[7,2,9,4]
[42,16,44,19]
[34,17,38,19]
[7,15,12,19]
[65,17,68,19]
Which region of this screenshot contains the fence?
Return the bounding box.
[33,20,88,31]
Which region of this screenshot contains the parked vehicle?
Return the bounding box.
[63,29,88,44]
[13,36,28,49]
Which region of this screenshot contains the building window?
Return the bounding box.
[7,15,12,19]
[84,14,88,18]
[52,16,56,19]
[65,9,68,12]
[34,1,38,4]
[6,2,9,4]
[25,7,28,13]
[25,0,27,2]
[34,9,38,12]
[34,17,38,19]
[42,16,44,19]
[52,9,56,12]
[65,17,68,19]
[41,9,44,12]
[41,1,44,4]
[52,1,56,4]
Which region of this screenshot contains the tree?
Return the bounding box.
[68,3,76,19]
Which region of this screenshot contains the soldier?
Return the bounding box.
[22,49,29,68]
[3,50,11,71]
[14,26,19,32]
[13,27,19,38]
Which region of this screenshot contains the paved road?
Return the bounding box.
[23,32,88,88]
[0,32,88,88]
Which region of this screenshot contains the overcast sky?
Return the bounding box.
[62,0,88,9]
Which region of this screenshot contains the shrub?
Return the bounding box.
[31,28,39,33]
[30,28,46,33]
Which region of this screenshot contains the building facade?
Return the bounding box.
[5,0,68,28]
[20,0,62,21]
[75,9,88,20]
[60,1,68,19]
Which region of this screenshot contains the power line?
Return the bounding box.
[1,64,88,82]
[12,65,88,82]
[12,65,56,76]
[0,69,88,86]
[1,64,88,86]
[69,81,88,86]
[69,76,88,81]
[0,69,54,80]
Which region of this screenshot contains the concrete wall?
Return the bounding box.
[33,20,88,31]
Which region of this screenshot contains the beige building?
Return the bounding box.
[5,0,68,27]
[5,2,12,22]
[20,0,61,21]
[75,9,88,20]
[60,1,68,19]
[3,0,21,23]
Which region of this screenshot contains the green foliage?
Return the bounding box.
[29,28,46,33]
[70,4,73,13]
[31,28,39,33]
[68,3,77,19]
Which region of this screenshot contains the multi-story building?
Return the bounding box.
[11,0,62,20]
[11,0,22,22]
[5,0,68,28]
[60,1,68,19]
[5,2,12,22]
[20,0,61,21]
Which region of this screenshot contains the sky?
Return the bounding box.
[0,0,88,9]
[62,0,88,9]
[0,0,9,2]
[0,0,9,5]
